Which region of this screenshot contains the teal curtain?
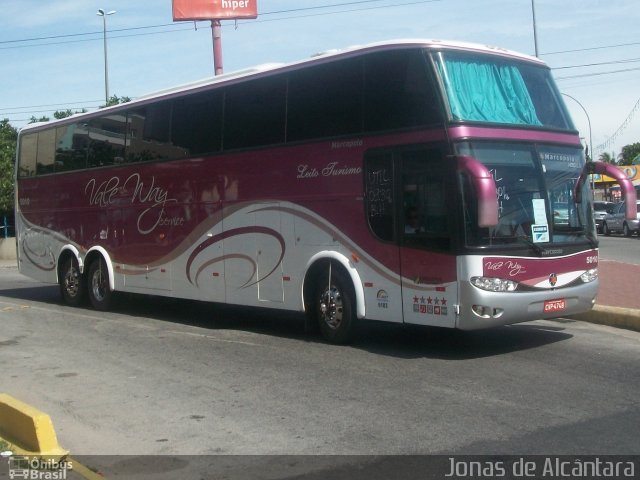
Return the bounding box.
[438,58,542,125]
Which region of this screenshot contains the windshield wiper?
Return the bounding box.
[517,235,544,255]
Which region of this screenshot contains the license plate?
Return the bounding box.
[544,299,566,313]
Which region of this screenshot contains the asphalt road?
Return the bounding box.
[1,267,639,469]
[597,233,640,265]
[1,236,639,477]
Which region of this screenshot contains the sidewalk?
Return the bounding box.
[571,260,640,332]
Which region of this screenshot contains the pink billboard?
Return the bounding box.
[173,0,258,20]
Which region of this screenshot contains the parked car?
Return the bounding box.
[602,200,640,236]
[593,201,614,233]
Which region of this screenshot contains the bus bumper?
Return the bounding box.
[456,279,599,330]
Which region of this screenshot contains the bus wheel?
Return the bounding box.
[59,256,85,307]
[314,264,357,344]
[87,257,112,311]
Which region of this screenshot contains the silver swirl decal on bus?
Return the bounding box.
[21,228,56,271]
[186,226,285,288]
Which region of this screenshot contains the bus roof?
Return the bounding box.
[19,38,544,134]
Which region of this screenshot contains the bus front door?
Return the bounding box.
[399,147,457,328]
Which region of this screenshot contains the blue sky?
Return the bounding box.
[1,0,638,157]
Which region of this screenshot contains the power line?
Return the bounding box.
[541,41,640,56]
[0,0,428,47]
[1,0,638,142]
[594,97,640,155]
[555,66,640,81]
[553,58,640,70]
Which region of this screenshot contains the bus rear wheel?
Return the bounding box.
[60,256,85,307]
[87,257,112,311]
[313,264,357,344]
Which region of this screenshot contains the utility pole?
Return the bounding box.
[211,20,223,76]
[531,0,539,57]
[97,9,116,104]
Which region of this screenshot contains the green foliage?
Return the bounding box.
[598,152,616,164]
[619,143,640,166]
[0,119,18,215]
[53,109,87,119]
[102,94,131,108]
[28,115,50,124]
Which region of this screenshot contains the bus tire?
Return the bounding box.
[87,257,113,311]
[313,264,357,344]
[59,256,85,307]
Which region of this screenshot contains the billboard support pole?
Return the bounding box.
[211,20,223,76]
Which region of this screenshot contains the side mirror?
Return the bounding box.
[576,161,637,220]
[458,155,499,228]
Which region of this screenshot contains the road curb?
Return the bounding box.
[569,304,640,333]
[0,393,68,457]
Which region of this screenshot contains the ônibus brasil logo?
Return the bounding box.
[5,455,73,479]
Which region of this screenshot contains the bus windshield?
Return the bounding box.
[458,142,597,248]
[434,50,573,130]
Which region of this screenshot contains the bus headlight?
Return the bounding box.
[580,268,598,283]
[470,276,518,292]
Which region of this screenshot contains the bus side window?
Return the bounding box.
[87,114,128,167]
[364,49,441,132]
[36,128,56,175]
[172,91,223,156]
[55,124,87,172]
[19,133,38,177]
[223,76,287,150]
[288,58,363,142]
[364,152,395,242]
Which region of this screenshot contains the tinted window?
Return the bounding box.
[36,128,56,174]
[172,90,223,156]
[364,49,441,131]
[128,102,185,163]
[87,113,127,168]
[223,76,286,150]
[18,133,37,178]
[288,59,363,141]
[55,124,89,172]
[365,151,395,242]
[401,147,450,250]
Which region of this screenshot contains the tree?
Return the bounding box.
[102,94,131,108]
[598,152,616,164]
[53,109,86,120]
[0,119,17,216]
[28,115,50,124]
[619,143,640,166]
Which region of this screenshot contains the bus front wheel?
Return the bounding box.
[87,257,112,311]
[60,256,85,307]
[313,264,357,344]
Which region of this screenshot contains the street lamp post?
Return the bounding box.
[562,93,593,162]
[562,92,596,195]
[531,0,539,57]
[97,8,116,105]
